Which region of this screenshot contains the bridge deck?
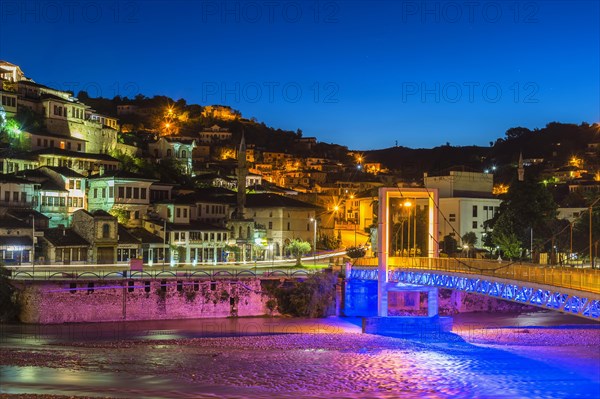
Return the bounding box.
[354,257,600,295]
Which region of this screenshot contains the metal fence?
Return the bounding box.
[354,257,600,295]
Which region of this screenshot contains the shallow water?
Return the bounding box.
[1,313,599,399]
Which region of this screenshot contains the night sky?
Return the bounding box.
[1,0,598,150]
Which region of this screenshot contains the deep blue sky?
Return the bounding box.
[1,0,598,150]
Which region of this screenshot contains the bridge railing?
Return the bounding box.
[354,257,600,294]
[5,265,322,281]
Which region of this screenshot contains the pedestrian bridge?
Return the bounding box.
[351,257,600,321]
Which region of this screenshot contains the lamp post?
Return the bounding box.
[402,200,413,257]
[162,218,167,271]
[589,197,600,269]
[310,217,317,265]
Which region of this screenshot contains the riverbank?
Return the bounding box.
[1,314,599,399]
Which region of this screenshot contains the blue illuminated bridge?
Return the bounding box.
[351,257,600,321]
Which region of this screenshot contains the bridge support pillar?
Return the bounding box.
[427,287,438,317]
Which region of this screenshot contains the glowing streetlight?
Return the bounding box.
[310,217,318,265]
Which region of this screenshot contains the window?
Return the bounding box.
[21,192,26,202]
[174,232,180,241]
[55,248,62,262]
[181,150,186,158]
[126,187,132,198]
[102,223,111,238]
[449,213,456,222]
[109,186,114,198]
[133,187,139,199]
[13,192,18,202]
[176,208,181,218]
[472,205,478,218]
[268,221,273,229]
[287,222,290,231]
[183,208,188,218]
[93,188,98,199]
[101,188,106,198]
[69,180,75,189]
[140,188,146,199]
[472,221,478,229]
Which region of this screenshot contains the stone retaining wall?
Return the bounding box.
[17,279,273,324]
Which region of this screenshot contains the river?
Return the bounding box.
[1,311,599,398]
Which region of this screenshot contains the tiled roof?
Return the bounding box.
[127,228,164,244]
[41,166,86,178]
[0,217,30,229]
[0,173,36,184]
[167,220,228,232]
[32,148,119,162]
[0,236,33,246]
[117,225,141,244]
[42,228,89,247]
[88,170,157,181]
[245,193,319,209]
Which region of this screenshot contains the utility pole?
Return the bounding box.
[588,197,600,269]
[591,205,594,269]
[32,214,35,277]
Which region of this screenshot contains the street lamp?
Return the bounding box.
[401,200,413,257]
[590,197,600,269]
[310,217,318,265]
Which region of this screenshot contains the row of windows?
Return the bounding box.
[117,248,137,262]
[53,105,67,117]
[37,138,83,152]
[1,95,16,108]
[155,149,188,158]
[42,196,65,207]
[175,207,188,218]
[174,232,228,242]
[203,204,226,215]
[4,162,35,173]
[472,205,500,217]
[118,186,147,200]
[53,104,86,120]
[55,247,87,262]
[43,157,117,171]
[92,186,149,200]
[3,191,27,203]
[68,197,84,208]
[67,179,82,190]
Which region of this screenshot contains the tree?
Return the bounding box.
[462,232,477,247]
[0,266,20,322]
[272,271,336,317]
[505,127,531,140]
[346,246,366,266]
[489,176,557,254]
[286,239,312,266]
[493,231,521,260]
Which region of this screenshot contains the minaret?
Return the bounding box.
[235,134,247,219]
[517,152,524,182]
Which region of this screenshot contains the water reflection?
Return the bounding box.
[1,313,599,399]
